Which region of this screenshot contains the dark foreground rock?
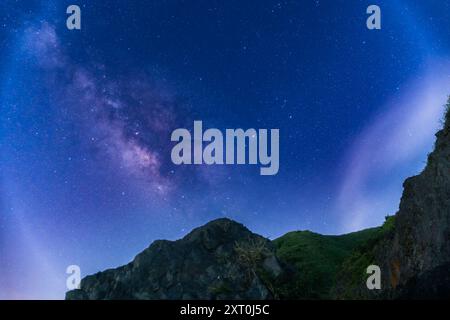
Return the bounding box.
[66,218,285,300]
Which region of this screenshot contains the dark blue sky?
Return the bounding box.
[1,0,450,298]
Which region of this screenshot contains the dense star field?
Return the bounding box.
[1,0,450,299]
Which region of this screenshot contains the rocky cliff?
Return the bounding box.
[66,218,285,300]
[333,103,450,299]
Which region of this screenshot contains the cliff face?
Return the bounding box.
[66,218,284,300]
[334,106,450,299]
[380,107,450,298]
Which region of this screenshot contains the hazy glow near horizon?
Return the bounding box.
[336,63,450,232]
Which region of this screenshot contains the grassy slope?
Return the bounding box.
[273,216,395,299]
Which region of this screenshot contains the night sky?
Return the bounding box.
[1,0,450,299]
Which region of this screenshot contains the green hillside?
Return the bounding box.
[274,216,395,299]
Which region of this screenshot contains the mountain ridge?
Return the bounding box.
[66,218,285,300]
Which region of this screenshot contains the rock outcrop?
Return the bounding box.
[334,104,450,299]
[381,105,450,298]
[66,218,284,300]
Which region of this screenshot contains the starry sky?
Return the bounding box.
[1,0,450,299]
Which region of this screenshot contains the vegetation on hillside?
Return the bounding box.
[274,215,396,299]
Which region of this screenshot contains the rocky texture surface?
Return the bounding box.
[66,218,284,300]
[334,105,450,299]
